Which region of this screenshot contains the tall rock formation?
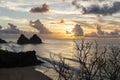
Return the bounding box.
[17,34,29,44]
[17,34,42,44]
[29,34,42,44]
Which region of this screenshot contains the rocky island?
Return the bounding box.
[17,34,42,45]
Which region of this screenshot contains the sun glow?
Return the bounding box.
[65,26,74,36]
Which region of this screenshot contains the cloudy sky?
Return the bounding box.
[0,0,120,38]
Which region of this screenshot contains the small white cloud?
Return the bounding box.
[0,16,29,24]
[50,10,81,15]
[0,1,31,12]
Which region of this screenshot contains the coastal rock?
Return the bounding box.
[0,50,43,68]
[17,34,42,44]
[0,38,7,43]
[17,34,29,44]
[29,34,42,44]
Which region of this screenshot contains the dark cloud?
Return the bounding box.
[90,24,120,37]
[72,24,84,36]
[60,19,64,23]
[96,25,104,35]
[0,23,21,34]
[72,0,113,2]
[29,19,51,34]
[96,24,120,36]
[72,1,120,15]
[110,29,119,35]
[84,23,120,37]
[72,0,77,5]
[85,32,98,37]
[30,3,50,13]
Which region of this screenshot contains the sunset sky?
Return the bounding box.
[0,0,120,38]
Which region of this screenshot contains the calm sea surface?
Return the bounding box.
[1,38,120,60]
[1,38,120,63]
[1,38,120,79]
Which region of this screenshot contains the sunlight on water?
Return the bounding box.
[21,39,75,58]
[1,38,120,79]
[1,38,120,63]
[20,39,120,69]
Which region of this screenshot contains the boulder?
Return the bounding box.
[0,49,43,68]
[18,51,42,67]
[0,38,7,43]
[17,34,29,44]
[29,34,42,44]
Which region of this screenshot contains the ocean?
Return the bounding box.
[0,38,120,79]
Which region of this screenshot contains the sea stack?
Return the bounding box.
[17,34,42,44]
[29,34,42,44]
[17,34,29,44]
[0,38,7,43]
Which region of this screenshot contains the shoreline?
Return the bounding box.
[0,66,52,80]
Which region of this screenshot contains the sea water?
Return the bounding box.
[1,38,120,79]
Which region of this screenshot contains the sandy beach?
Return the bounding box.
[0,66,52,80]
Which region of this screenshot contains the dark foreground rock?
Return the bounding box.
[0,50,43,68]
[29,34,42,44]
[17,34,42,44]
[17,34,29,44]
[0,38,7,43]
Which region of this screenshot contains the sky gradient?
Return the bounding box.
[0,0,120,38]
